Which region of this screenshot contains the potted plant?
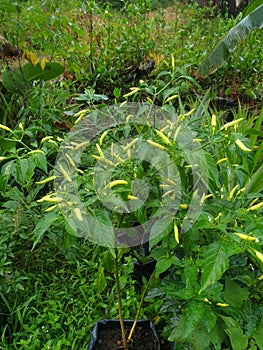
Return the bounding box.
[39,89,209,349]
[53,102,179,350]
[86,249,160,350]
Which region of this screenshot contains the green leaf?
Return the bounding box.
[205,152,219,191]
[168,314,185,341]
[176,300,206,339]
[102,250,115,273]
[17,158,29,181]
[199,241,242,293]
[243,0,263,17]
[149,217,173,250]
[0,137,17,151]
[220,315,249,348]
[32,153,48,173]
[223,277,249,308]
[15,158,35,185]
[165,285,197,300]
[1,69,29,95]
[0,160,15,193]
[151,246,168,260]
[198,4,263,77]
[171,322,212,350]
[95,267,107,294]
[113,87,121,99]
[21,62,64,81]
[201,305,217,331]
[209,323,227,350]
[155,258,172,277]
[244,163,263,194]
[219,315,239,329]
[32,212,58,250]
[188,326,211,350]
[183,261,200,292]
[227,327,248,350]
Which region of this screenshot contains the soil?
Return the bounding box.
[93,323,159,350]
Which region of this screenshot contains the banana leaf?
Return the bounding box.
[243,0,263,17]
[197,4,263,78]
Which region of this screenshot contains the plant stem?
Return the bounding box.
[127,270,155,342]
[114,249,128,350]
[88,2,94,74]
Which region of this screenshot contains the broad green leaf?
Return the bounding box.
[168,314,186,341]
[199,241,242,293]
[21,62,64,81]
[162,86,178,102]
[194,218,218,230]
[0,136,17,151]
[149,217,173,249]
[113,87,121,99]
[1,69,29,95]
[223,277,249,308]
[187,326,211,350]
[198,4,263,77]
[220,315,248,349]
[162,316,179,341]
[227,327,248,350]
[17,158,29,183]
[32,153,48,173]
[182,228,201,255]
[151,246,169,261]
[15,158,35,185]
[175,300,205,339]
[219,315,240,329]
[155,258,172,277]
[4,186,25,201]
[202,305,217,333]
[167,286,197,300]
[171,323,212,350]
[243,0,263,17]
[32,212,59,250]
[209,323,227,350]
[205,152,220,191]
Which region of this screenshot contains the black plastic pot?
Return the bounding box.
[133,259,170,285]
[133,260,156,284]
[87,319,160,350]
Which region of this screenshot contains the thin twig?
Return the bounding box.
[127,269,155,342]
[114,249,128,350]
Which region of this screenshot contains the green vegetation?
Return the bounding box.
[197,2,263,77]
[0,0,262,349]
